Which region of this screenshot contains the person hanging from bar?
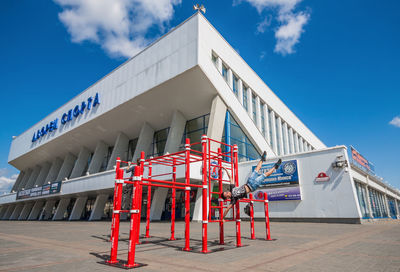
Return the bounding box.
[122,158,141,212]
[220,151,281,220]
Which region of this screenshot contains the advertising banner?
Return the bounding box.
[251,160,301,201]
[17,181,62,200]
[350,146,375,174]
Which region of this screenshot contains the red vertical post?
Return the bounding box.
[249,193,255,240]
[217,147,224,245]
[135,151,145,244]
[201,135,209,253]
[145,160,152,238]
[170,158,177,240]
[125,166,141,268]
[107,157,123,264]
[233,145,242,247]
[264,192,272,241]
[183,138,191,251]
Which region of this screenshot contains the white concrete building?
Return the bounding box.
[1,13,399,223]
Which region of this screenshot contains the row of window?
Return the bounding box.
[212,53,314,156]
[355,181,399,219]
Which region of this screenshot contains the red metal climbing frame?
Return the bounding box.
[106,136,272,269]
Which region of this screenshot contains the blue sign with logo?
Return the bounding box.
[32,93,100,142]
[252,159,299,186]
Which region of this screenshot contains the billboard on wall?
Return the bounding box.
[17,182,62,200]
[251,160,301,201]
[350,146,375,174]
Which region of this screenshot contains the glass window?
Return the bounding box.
[252,93,257,123]
[182,114,209,151]
[222,112,260,162]
[268,109,273,148]
[232,74,239,97]
[150,128,170,157]
[222,64,228,82]
[100,146,114,172]
[282,123,288,155]
[387,197,397,219]
[355,182,369,218]
[127,138,138,161]
[260,102,266,136]
[212,54,217,67]
[275,117,281,155]
[369,188,388,218]
[82,152,93,176]
[242,85,248,111]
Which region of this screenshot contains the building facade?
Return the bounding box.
[0,13,399,223]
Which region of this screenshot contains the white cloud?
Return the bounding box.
[389,116,400,128]
[239,0,310,55]
[274,11,309,55]
[244,0,302,13]
[256,16,272,34]
[0,171,18,195]
[54,0,181,58]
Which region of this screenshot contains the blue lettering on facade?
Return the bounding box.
[32,93,100,142]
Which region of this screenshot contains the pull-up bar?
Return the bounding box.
[105,135,272,269]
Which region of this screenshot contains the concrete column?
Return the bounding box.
[88,141,108,174]
[89,194,109,221]
[294,132,300,153]
[276,117,284,156]
[238,79,243,105]
[45,158,63,184]
[25,165,42,189]
[383,193,391,217]
[70,147,91,178]
[255,96,262,131]
[28,201,45,220]
[394,199,400,219]
[132,123,154,161]
[107,133,129,170]
[11,171,25,192]
[2,205,16,220]
[40,199,57,220]
[364,184,373,218]
[52,198,70,220]
[216,57,222,74]
[34,162,51,187]
[18,202,34,220]
[288,127,294,154]
[0,206,7,219]
[207,95,227,152]
[263,104,270,144]
[247,88,253,117]
[299,136,304,152]
[56,153,77,181]
[150,187,169,221]
[17,168,32,190]
[227,68,233,89]
[69,196,88,220]
[9,204,24,220]
[283,122,290,155]
[164,110,187,154]
[270,111,277,154]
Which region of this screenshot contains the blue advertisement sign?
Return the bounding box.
[251,159,301,201]
[17,181,62,200]
[252,159,299,186]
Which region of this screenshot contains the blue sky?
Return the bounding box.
[0,0,399,193]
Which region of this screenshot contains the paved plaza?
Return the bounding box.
[0,220,399,272]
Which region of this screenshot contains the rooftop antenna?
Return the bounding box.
[193,4,206,14]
